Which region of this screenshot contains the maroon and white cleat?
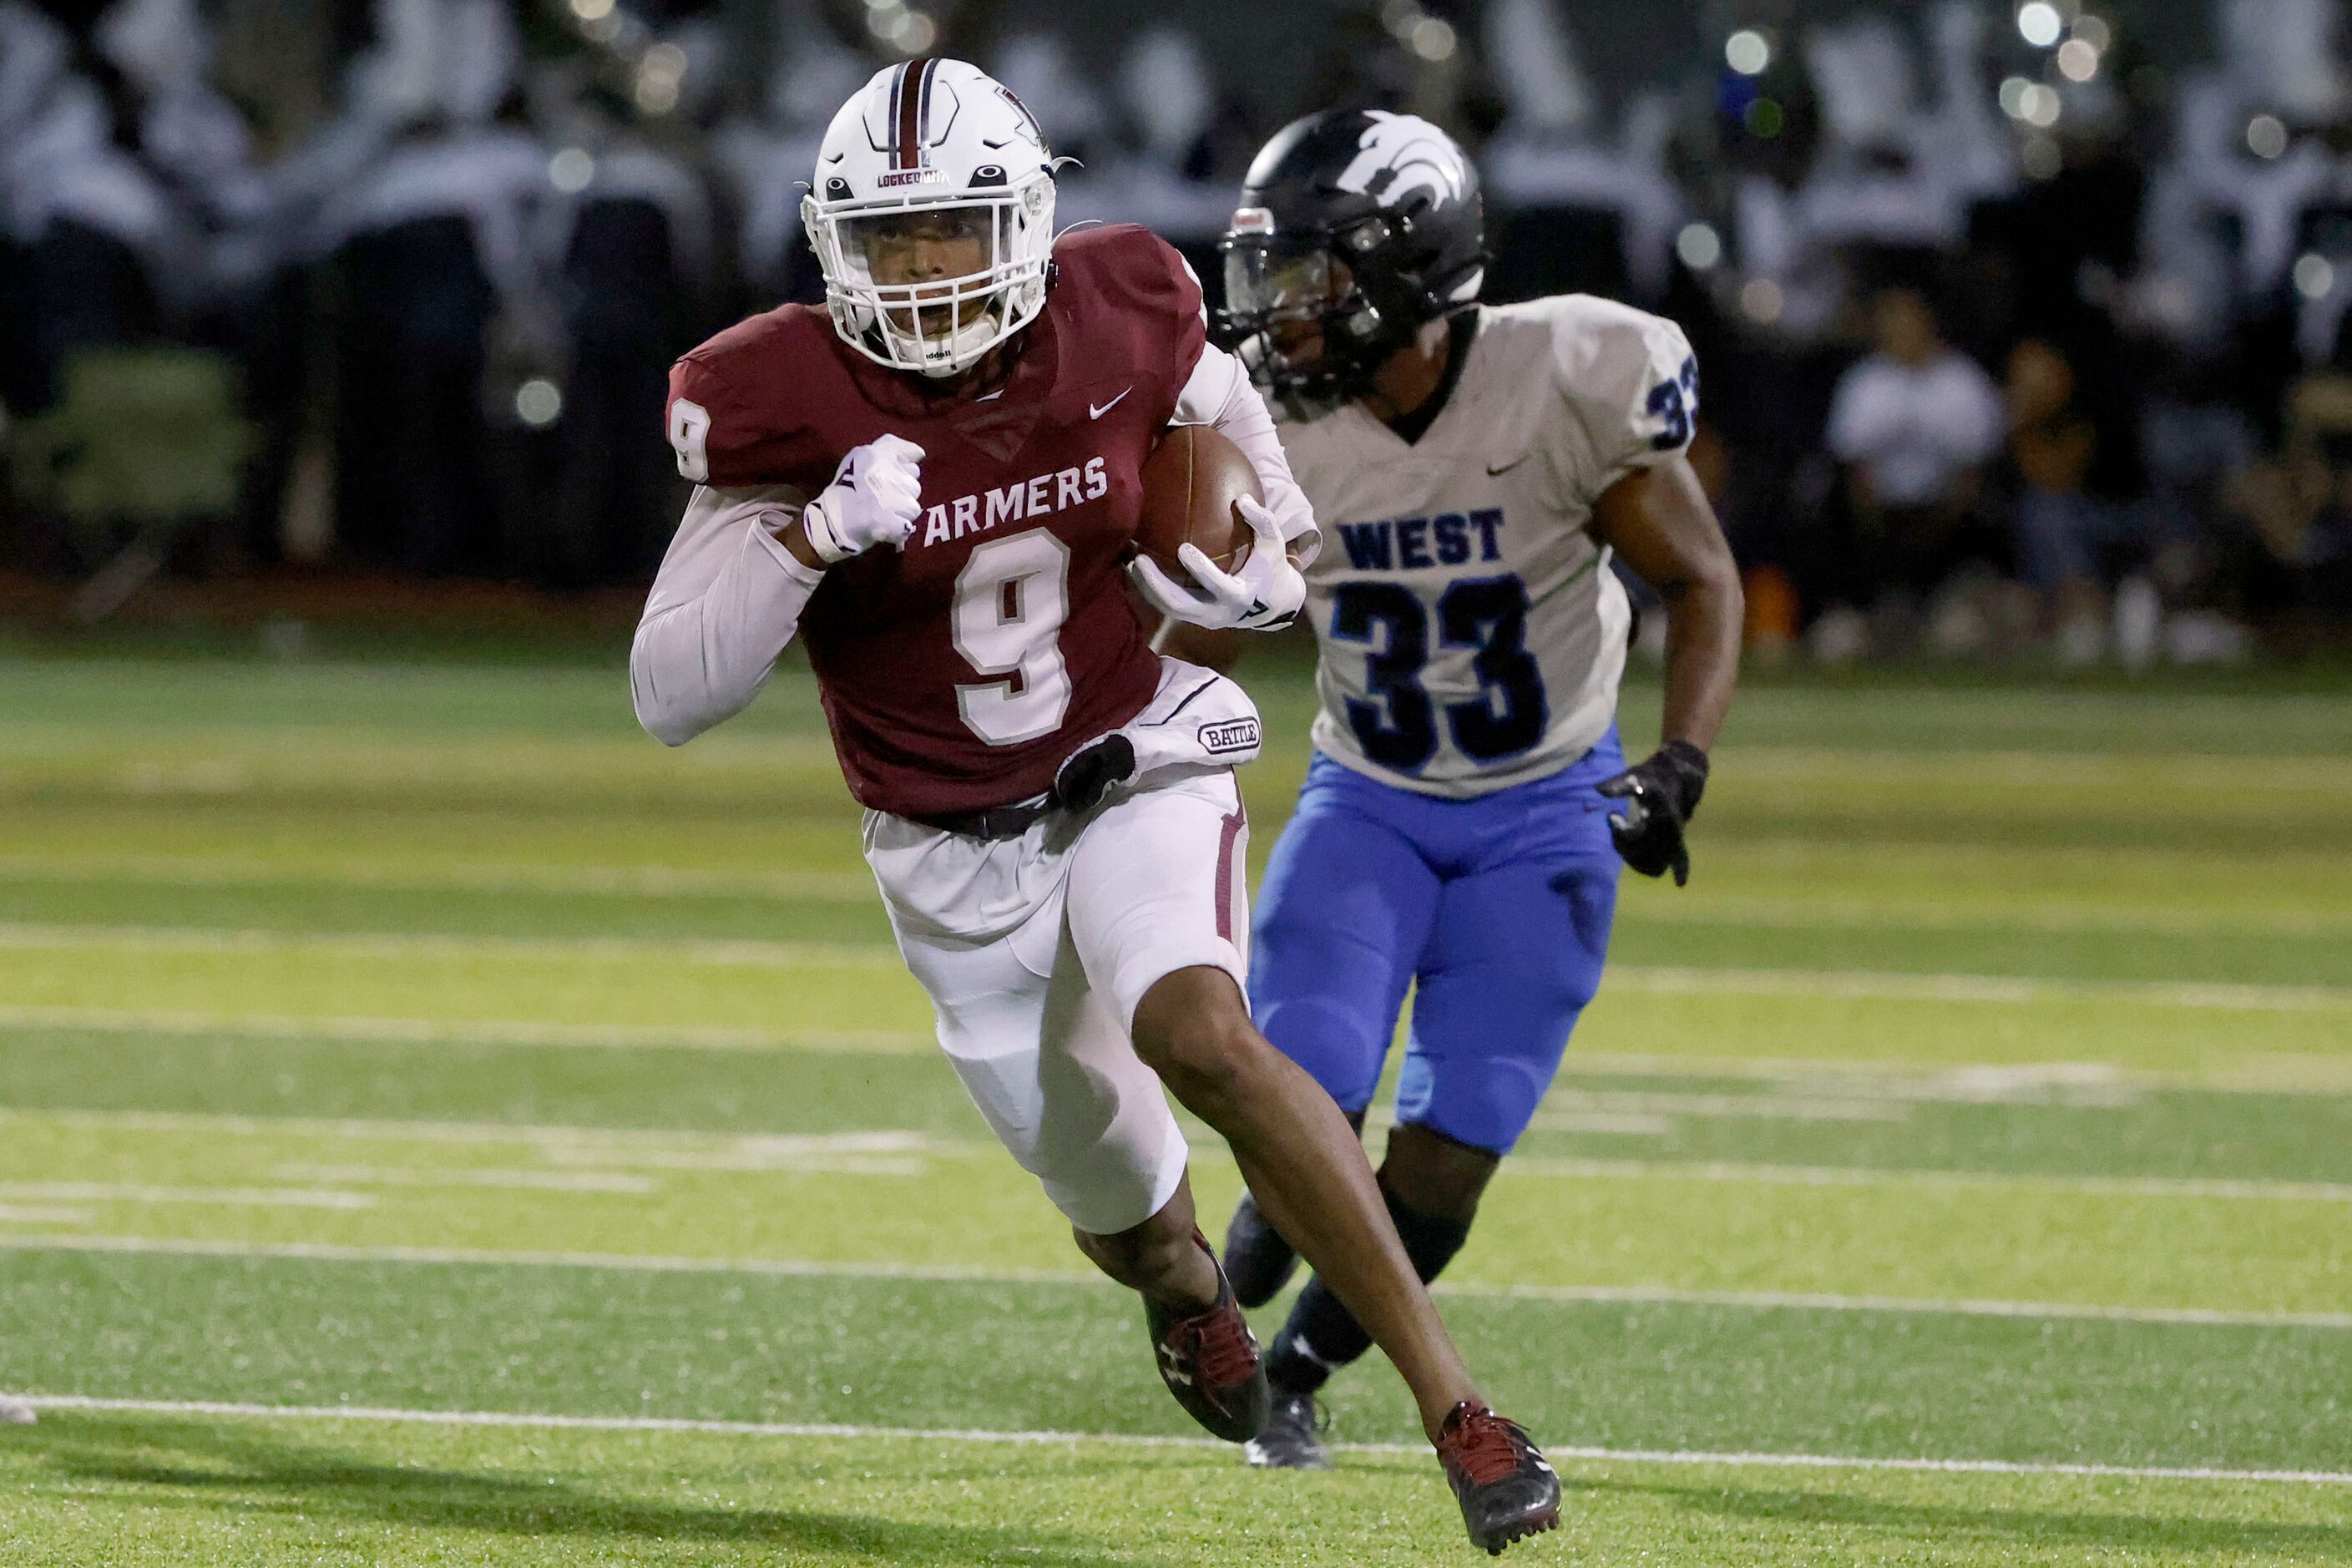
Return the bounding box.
[1144,1233,1271,1443]
[1436,1400,1561,1555]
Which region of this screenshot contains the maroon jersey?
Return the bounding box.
[668,225,1206,817]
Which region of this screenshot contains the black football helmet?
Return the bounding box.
[1213,109,1487,413]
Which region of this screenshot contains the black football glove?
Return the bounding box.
[1051,733,1137,813]
[1597,741,1710,888]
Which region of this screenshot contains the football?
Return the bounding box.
[1135,423,1261,579]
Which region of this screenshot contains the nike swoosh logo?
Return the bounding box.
[1090,388,1132,420]
[1486,456,1528,476]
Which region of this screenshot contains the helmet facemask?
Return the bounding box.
[803,172,1055,378]
[1213,210,1478,418]
[1215,229,1392,417]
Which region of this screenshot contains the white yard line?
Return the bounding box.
[9,923,2352,1011]
[0,923,904,971]
[3,1233,2344,1329]
[0,1004,932,1055]
[0,854,878,902]
[13,1105,2348,1204]
[1538,1089,1914,1123]
[0,1184,375,1210]
[271,1165,660,1195]
[12,1006,2346,1096]
[10,850,2352,937]
[1621,893,2352,938]
[1724,746,2352,792]
[1507,1156,2352,1203]
[0,1106,977,1158]
[18,1396,2352,1486]
[1605,965,2352,1014]
[1562,1053,2352,1100]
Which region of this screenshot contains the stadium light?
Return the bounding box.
[2056,38,2099,81]
[2017,3,2062,47]
[2295,253,2336,299]
[1409,17,1457,62]
[1725,29,1771,76]
[1738,277,1783,325]
[2248,114,2289,159]
[1676,223,1723,271]
[549,149,595,195]
[515,381,564,427]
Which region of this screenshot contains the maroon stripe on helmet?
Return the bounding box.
[894,59,928,171]
[914,57,938,165]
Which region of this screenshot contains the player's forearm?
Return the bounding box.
[631,522,823,746]
[1178,344,1321,564]
[1591,459,1742,753]
[1656,564,1742,752]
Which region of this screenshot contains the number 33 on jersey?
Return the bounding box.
[1281,294,1697,798]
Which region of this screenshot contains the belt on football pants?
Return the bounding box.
[909,797,1055,840]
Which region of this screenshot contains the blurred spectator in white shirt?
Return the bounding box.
[1829,287,2004,511]
[1820,286,2006,644]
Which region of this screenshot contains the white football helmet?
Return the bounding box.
[802,58,1056,377]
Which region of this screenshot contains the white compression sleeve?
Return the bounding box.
[1173,343,1322,567]
[630,484,823,746]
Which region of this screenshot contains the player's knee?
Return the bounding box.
[1131,968,1259,1110]
[1382,1122,1501,1227]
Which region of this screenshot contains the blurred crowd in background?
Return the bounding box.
[3,0,2351,661]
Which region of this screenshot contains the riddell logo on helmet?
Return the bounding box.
[877,169,947,188]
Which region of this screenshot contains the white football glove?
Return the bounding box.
[1129,495,1307,631]
[801,434,925,564]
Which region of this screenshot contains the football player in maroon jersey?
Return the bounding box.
[630,58,1559,1552]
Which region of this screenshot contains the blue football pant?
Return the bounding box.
[1247,736,1623,1156]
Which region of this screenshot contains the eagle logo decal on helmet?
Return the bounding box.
[1332,110,1472,209]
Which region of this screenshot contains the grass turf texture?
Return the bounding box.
[3,647,2349,1562]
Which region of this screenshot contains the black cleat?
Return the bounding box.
[1435,1401,1561,1555]
[1242,1388,1331,1469]
[1222,1191,1299,1309]
[1145,1234,1271,1444]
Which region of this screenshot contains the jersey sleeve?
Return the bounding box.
[665,321,842,493]
[1175,343,1320,565]
[1550,298,1700,496]
[630,483,822,746]
[1075,225,1209,413]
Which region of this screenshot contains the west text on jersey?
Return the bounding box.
[917,458,1111,547]
[1333,509,1506,572]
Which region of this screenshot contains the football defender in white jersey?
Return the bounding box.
[1167,110,1744,1470]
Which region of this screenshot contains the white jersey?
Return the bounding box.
[1277,295,1697,797]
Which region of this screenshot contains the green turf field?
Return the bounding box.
[2,646,2349,1565]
